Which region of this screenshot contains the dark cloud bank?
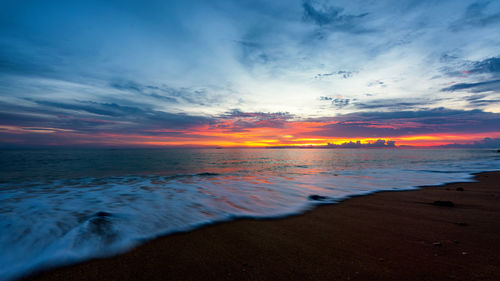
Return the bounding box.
[269,139,396,149]
[308,108,500,139]
[439,137,500,148]
[1,103,499,147]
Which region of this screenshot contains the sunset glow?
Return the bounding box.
[2,119,499,148]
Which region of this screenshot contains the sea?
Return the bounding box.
[1,148,499,280]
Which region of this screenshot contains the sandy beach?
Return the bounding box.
[24,171,500,281]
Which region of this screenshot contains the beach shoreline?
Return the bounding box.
[23,171,500,281]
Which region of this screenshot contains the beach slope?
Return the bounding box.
[25,171,500,281]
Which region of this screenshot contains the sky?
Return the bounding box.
[0,0,500,147]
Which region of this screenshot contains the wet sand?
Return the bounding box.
[24,171,500,280]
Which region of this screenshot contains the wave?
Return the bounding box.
[0,151,499,280]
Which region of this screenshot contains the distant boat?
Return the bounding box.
[216,147,222,149]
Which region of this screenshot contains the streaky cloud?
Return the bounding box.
[302,0,371,33]
[441,79,500,92]
[309,108,500,138]
[450,1,500,31]
[110,80,218,106]
[314,70,354,79]
[469,56,500,74]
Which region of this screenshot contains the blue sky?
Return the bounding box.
[1,0,499,146]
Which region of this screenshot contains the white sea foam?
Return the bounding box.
[0,149,499,280]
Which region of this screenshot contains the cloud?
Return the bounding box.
[441,79,500,92]
[31,99,145,117]
[0,46,56,77]
[326,139,395,148]
[224,109,294,120]
[302,0,370,33]
[440,53,460,63]
[0,99,213,135]
[439,56,500,98]
[314,70,354,79]
[353,99,426,110]
[109,80,227,106]
[468,56,500,74]
[216,109,294,132]
[270,139,396,148]
[308,108,500,138]
[367,80,386,87]
[450,1,500,31]
[464,94,500,106]
[319,96,351,109]
[236,40,271,67]
[1,105,499,147]
[440,137,500,148]
[440,56,500,78]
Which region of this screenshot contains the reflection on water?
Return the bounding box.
[0,148,499,280]
[1,148,497,182]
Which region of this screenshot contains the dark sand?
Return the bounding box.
[25,172,500,281]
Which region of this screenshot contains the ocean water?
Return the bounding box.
[0,148,499,280]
